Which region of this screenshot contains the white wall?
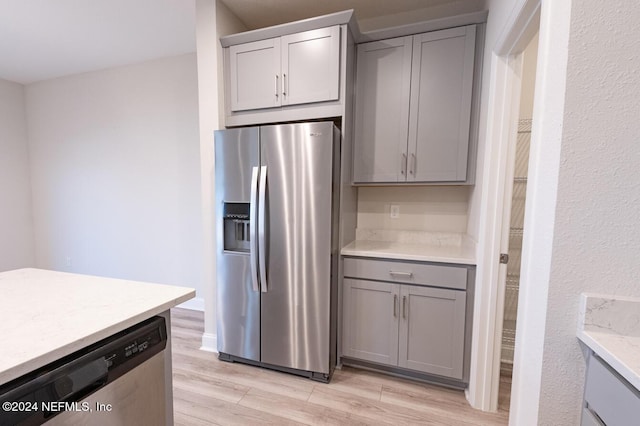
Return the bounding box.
[0,78,35,271]
[195,0,247,351]
[25,54,203,296]
[357,187,469,233]
[536,1,640,423]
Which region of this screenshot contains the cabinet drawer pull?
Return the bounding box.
[400,153,407,175]
[409,153,416,175]
[403,296,407,319]
[389,271,413,278]
[275,75,279,98]
[393,294,397,317]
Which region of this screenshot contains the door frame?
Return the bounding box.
[467,0,540,412]
[467,0,573,421]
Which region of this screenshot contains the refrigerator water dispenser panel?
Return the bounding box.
[223,202,250,252]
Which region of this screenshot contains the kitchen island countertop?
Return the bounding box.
[0,268,194,386]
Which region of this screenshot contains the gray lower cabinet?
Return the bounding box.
[353,25,477,184]
[342,257,469,381]
[398,284,466,378]
[582,352,640,426]
[342,279,399,366]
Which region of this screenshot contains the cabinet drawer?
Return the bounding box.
[584,354,640,425]
[581,407,604,426]
[343,257,467,290]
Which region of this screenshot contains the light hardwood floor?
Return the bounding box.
[171,308,511,425]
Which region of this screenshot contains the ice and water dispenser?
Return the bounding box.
[223,202,250,252]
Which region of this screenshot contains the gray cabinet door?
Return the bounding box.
[229,38,281,111]
[583,353,640,426]
[398,285,466,379]
[353,36,413,183]
[281,26,340,106]
[342,278,399,366]
[407,25,476,182]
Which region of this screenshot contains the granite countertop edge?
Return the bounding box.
[576,293,640,391]
[341,236,477,265]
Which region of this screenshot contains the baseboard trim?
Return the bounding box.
[177,296,204,311]
[200,332,218,353]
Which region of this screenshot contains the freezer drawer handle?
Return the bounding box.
[258,165,268,292]
[249,166,260,292]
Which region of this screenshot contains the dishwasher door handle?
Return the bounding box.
[51,357,109,402]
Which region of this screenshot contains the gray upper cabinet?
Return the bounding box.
[280,27,341,106]
[353,25,477,184]
[228,26,340,113]
[408,27,476,182]
[229,38,281,111]
[353,37,412,182]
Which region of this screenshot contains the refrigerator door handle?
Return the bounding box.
[258,165,268,292]
[249,166,260,293]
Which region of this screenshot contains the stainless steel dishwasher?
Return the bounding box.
[0,316,168,425]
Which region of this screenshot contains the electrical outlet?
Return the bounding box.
[65,256,72,267]
[390,205,400,219]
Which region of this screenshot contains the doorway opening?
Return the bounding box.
[500,33,539,382]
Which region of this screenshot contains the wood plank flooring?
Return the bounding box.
[170,308,511,425]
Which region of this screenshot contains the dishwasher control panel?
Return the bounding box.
[124,337,151,358]
[101,318,165,373]
[0,316,167,426]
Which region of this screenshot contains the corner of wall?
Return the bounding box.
[0,78,36,271]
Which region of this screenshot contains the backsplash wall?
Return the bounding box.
[356,186,470,233]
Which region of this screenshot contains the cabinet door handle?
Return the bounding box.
[409,153,416,175]
[282,73,287,96]
[403,296,407,319]
[401,153,407,175]
[275,75,279,98]
[389,271,413,278]
[393,294,397,317]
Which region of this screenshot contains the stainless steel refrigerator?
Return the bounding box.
[215,121,340,382]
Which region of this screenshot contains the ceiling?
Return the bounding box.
[219,0,476,30]
[0,0,197,84]
[0,0,479,85]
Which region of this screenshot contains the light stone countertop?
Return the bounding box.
[0,268,194,386]
[341,229,476,265]
[577,293,640,391]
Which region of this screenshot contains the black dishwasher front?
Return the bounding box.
[0,316,166,426]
